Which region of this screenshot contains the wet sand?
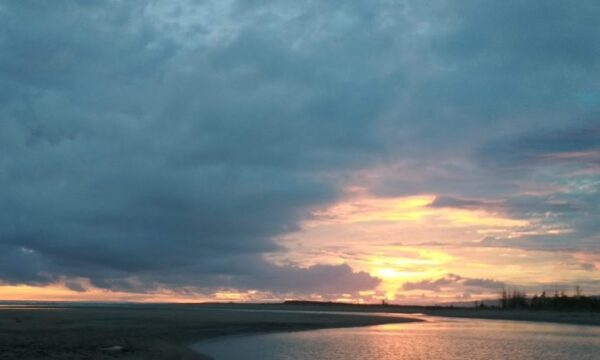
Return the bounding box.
[0,304,419,359]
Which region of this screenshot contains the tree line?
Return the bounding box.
[496,286,600,311]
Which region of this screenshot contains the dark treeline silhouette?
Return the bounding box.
[499,286,600,311]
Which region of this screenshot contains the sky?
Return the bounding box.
[0,0,599,304]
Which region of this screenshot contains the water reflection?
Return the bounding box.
[194,317,600,360]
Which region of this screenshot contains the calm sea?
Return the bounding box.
[193,316,600,360]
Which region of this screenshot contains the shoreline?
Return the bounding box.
[187,323,397,360]
[188,305,600,359]
[2,302,599,359]
[210,302,600,327]
[423,308,600,327]
[0,304,420,359]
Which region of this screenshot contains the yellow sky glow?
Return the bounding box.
[3,193,599,304]
[273,192,600,303]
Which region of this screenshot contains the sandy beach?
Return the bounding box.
[0,303,420,359]
[1,302,599,359]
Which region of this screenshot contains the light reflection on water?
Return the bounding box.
[194,317,600,360]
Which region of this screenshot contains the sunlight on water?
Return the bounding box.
[194,317,600,360]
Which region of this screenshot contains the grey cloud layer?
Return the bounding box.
[402,274,505,294]
[1,0,599,294]
[0,0,387,294]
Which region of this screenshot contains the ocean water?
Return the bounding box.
[193,316,600,360]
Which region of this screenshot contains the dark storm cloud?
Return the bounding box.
[1,0,600,295]
[478,126,600,170]
[75,258,381,296]
[0,0,392,295]
[370,0,600,198]
[0,244,50,285]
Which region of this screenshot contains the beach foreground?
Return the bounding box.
[0,304,419,360]
[2,303,599,359]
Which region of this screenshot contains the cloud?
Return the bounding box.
[429,196,496,210]
[0,244,50,285]
[0,0,390,295]
[402,274,505,293]
[247,263,381,295]
[471,124,600,253]
[478,126,600,171]
[477,233,600,253]
[1,0,600,298]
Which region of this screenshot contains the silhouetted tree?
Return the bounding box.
[506,285,599,312]
[500,288,508,309]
